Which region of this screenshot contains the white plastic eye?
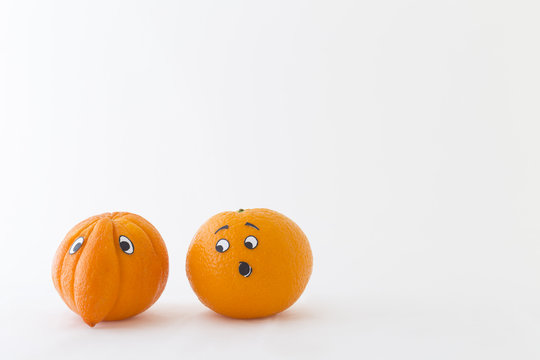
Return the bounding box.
[215,239,230,253]
[69,236,84,255]
[119,235,134,255]
[244,235,258,249]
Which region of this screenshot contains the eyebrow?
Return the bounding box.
[214,225,229,234]
[245,222,259,230]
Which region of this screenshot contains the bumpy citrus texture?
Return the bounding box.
[52,212,169,326]
[186,208,313,319]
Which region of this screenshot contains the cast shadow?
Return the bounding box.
[195,304,320,325]
[94,303,190,330]
[74,302,319,330]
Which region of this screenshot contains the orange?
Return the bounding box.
[52,212,169,326]
[186,208,313,319]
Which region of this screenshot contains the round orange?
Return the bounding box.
[186,208,313,319]
[52,212,169,326]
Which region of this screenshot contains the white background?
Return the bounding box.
[1,0,539,359]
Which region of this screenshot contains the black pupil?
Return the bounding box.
[216,245,224,252]
[72,242,82,253]
[120,241,130,251]
[245,241,253,249]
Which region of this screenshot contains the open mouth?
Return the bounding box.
[238,261,252,277]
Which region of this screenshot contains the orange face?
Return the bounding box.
[52,212,169,326]
[186,208,313,319]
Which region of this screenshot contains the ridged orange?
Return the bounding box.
[52,212,169,326]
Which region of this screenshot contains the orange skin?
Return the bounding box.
[186,208,313,319]
[52,212,169,327]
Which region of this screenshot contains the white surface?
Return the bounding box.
[1,1,540,359]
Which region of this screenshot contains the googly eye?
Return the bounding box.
[119,235,134,255]
[69,236,84,255]
[215,239,230,253]
[244,235,258,249]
